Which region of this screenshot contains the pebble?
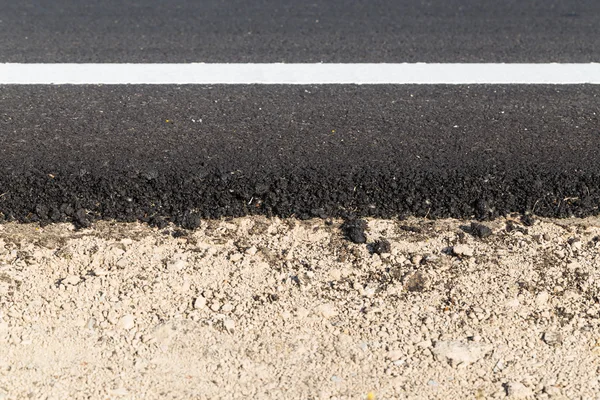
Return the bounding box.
[108,387,129,396]
[245,246,258,256]
[535,291,550,308]
[222,303,234,313]
[193,296,207,309]
[85,318,96,330]
[386,349,404,361]
[93,269,109,276]
[452,245,474,257]
[543,385,562,396]
[432,340,492,366]
[223,319,235,333]
[470,222,492,239]
[372,239,391,255]
[229,253,244,262]
[506,382,533,398]
[542,331,563,346]
[117,314,135,330]
[167,259,186,272]
[341,219,367,244]
[316,303,338,319]
[210,301,221,312]
[569,238,582,251]
[62,275,81,286]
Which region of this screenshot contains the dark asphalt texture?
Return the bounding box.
[1,85,599,227]
[1,0,600,63]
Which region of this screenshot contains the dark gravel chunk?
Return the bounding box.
[470,222,492,239]
[371,239,391,255]
[521,214,536,226]
[341,218,368,244]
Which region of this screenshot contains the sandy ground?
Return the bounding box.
[1,215,600,399]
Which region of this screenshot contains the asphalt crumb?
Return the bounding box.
[341,218,367,244]
[469,222,493,239]
[369,239,391,255]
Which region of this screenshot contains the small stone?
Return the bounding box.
[117,314,135,330]
[506,382,533,398]
[193,296,207,309]
[535,291,550,307]
[296,307,310,319]
[432,340,492,366]
[543,385,562,396]
[93,269,109,276]
[470,222,492,239]
[221,303,234,313]
[371,239,391,255]
[568,238,582,251]
[62,275,81,285]
[229,253,243,262]
[452,245,474,257]
[386,349,404,361]
[85,318,96,330]
[521,214,535,226]
[108,387,129,396]
[167,259,186,272]
[329,269,342,281]
[404,272,426,292]
[316,303,338,319]
[210,301,221,312]
[223,319,235,333]
[542,331,563,346]
[245,246,258,255]
[341,218,367,244]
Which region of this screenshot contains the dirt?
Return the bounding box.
[1,215,600,399]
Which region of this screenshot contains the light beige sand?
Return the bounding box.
[1,216,600,399]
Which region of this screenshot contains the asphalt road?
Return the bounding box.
[1,1,600,227]
[1,85,599,227]
[1,0,599,63]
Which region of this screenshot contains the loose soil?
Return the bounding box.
[1,216,600,399]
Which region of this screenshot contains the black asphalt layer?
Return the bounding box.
[1,0,599,63]
[1,85,599,227]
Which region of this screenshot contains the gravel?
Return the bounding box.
[1,215,600,398]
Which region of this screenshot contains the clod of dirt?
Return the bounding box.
[469,222,492,239]
[404,272,426,292]
[341,218,367,244]
[370,239,391,255]
[452,244,474,257]
[521,214,536,227]
[182,212,201,230]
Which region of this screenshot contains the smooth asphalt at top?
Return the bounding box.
[1,0,600,63]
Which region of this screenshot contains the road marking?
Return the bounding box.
[2,63,600,84]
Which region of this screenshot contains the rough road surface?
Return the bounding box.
[1,216,600,399]
[2,85,600,227]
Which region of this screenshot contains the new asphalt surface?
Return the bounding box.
[2,0,600,226]
[1,0,600,63]
[1,85,599,227]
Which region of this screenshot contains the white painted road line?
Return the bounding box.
[2,63,600,85]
